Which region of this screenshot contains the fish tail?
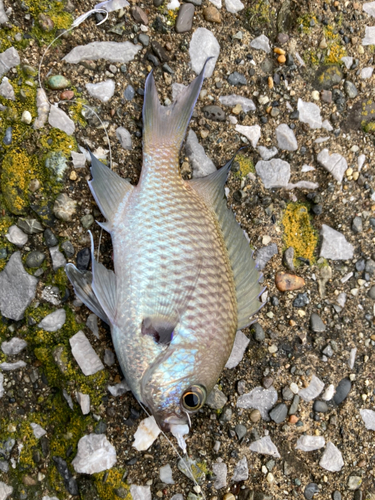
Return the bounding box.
[142,59,212,153]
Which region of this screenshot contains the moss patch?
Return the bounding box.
[233,154,255,178]
[282,203,318,265]
[94,469,131,500]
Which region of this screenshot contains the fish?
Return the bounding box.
[66,60,261,450]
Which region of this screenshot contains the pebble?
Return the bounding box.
[60,90,74,100]
[360,409,375,430]
[250,409,261,423]
[368,286,375,300]
[69,331,104,376]
[133,416,161,451]
[38,309,66,332]
[0,483,13,500]
[124,85,135,101]
[203,105,226,122]
[72,434,116,474]
[53,193,77,221]
[86,314,99,338]
[319,441,344,472]
[361,67,374,79]
[296,435,325,451]
[299,375,324,402]
[34,88,49,129]
[237,386,277,421]
[293,292,309,307]
[44,229,58,247]
[189,28,220,78]
[333,378,351,405]
[316,149,347,183]
[225,0,244,13]
[348,476,362,490]
[5,225,28,247]
[344,81,358,99]
[235,424,247,440]
[219,94,256,112]
[310,312,326,332]
[1,337,27,355]
[275,271,305,291]
[257,146,278,160]
[131,6,149,25]
[250,34,271,53]
[0,252,38,321]
[313,400,329,413]
[0,77,14,100]
[185,130,216,177]
[47,75,70,90]
[212,461,227,489]
[3,126,12,145]
[249,435,280,458]
[176,4,194,33]
[61,240,75,258]
[160,464,174,484]
[203,5,221,23]
[252,323,265,342]
[52,457,79,494]
[269,403,288,423]
[255,243,278,270]
[38,12,54,31]
[63,41,142,65]
[30,423,47,439]
[225,330,249,368]
[282,247,295,271]
[138,34,150,47]
[228,72,247,86]
[352,216,363,233]
[86,80,115,103]
[108,379,130,397]
[103,349,115,366]
[206,385,227,409]
[297,99,322,129]
[81,214,94,229]
[0,47,20,79]
[18,218,43,235]
[130,486,151,500]
[49,105,75,136]
[76,391,90,415]
[276,124,298,151]
[320,224,354,260]
[304,483,320,500]
[26,251,45,268]
[50,245,67,271]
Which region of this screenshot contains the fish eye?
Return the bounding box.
[181,385,206,412]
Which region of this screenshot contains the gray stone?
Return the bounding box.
[333,378,351,405]
[138,34,150,47]
[344,81,358,99]
[237,386,278,421]
[283,247,295,271]
[310,313,326,332]
[322,344,333,357]
[366,259,375,276]
[1,337,27,355]
[69,331,104,376]
[313,65,343,90]
[297,99,322,129]
[276,124,298,151]
[352,216,363,233]
[81,215,94,229]
[123,85,135,101]
[299,375,324,402]
[38,309,66,332]
[232,456,248,482]
[320,224,354,260]
[41,285,61,306]
[296,435,325,451]
[319,441,344,472]
[228,72,247,86]
[64,41,142,64]
[0,0,8,24]
[71,151,86,168]
[86,80,115,103]
[304,483,320,500]
[368,285,375,299]
[30,423,47,439]
[61,240,75,258]
[5,225,28,247]
[316,149,347,183]
[26,251,45,268]
[107,379,130,397]
[225,330,249,368]
[0,360,27,371]
[255,243,278,270]
[160,464,174,484]
[360,409,375,430]
[0,47,20,79]
[362,26,375,45]
[255,158,291,188]
[103,349,115,366]
[236,124,261,147]
[219,94,256,113]
[115,127,132,150]
[49,106,75,136]
[72,434,116,474]
[86,314,99,338]
[206,385,227,409]
[203,105,226,122]
[282,386,294,401]
[3,127,11,145]
[50,245,67,271]
[34,88,50,130]
[189,27,220,78]
[249,435,280,458]
[235,424,247,440]
[0,482,13,500]
[252,323,265,342]
[0,252,38,321]
[0,77,15,100]
[176,3,194,33]
[185,129,216,178]
[219,407,232,423]
[313,400,329,412]
[53,193,77,221]
[76,392,90,415]
[269,403,288,423]
[17,218,43,235]
[212,461,227,489]
[250,34,271,53]
[341,56,353,69]
[348,476,362,490]
[289,394,300,415]
[257,146,278,160]
[44,229,58,247]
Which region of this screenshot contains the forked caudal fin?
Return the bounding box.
[142,58,212,152]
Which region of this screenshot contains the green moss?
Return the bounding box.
[94,469,131,500]
[234,154,255,178]
[297,13,317,33]
[362,121,375,133]
[282,203,318,266]
[247,0,272,26]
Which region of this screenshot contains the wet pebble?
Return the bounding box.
[3,126,12,145]
[44,228,58,247]
[293,292,309,308]
[124,85,135,101]
[26,251,45,269]
[275,271,305,291]
[176,4,194,33]
[76,248,91,271]
[333,378,351,405]
[313,400,328,413]
[61,240,74,258]
[310,312,326,332]
[251,323,265,342]
[228,72,247,86]
[304,483,319,500]
[47,75,70,90]
[269,403,288,423]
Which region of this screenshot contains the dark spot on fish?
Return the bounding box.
[141,317,174,345]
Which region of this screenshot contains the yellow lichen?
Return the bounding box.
[325,43,346,64]
[94,469,131,500]
[282,203,318,265]
[247,1,273,26]
[363,121,375,133]
[234,154,255,178]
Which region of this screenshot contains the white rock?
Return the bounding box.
[276,124,298,151]
[86,79,115,103]
[185,129,216,178]
[320,224,354,260]
[171,82,186,101]
[232,456,248,482]
[286,181,319,190]
[337,292,347,308]
[301,164,315,172]
[0,47,20,78]
[225,331,249,369]
[358,154,366,171]
[225,0,244,13]
[0,0,8,24]
[167,0,180,8]
[64,41,142,64]
[21,110,32,124]
[0,482,13,500]
[71,151,86,168]
[255,159,291,188]
[322,384,335,401]
[257,146,278,160]
[69,331,104,376]
[0,77,15,100]
[322,120,333,131]
[133,416,161,451]
[341,56,353,69]
[5,225,28,247]
[208,0,222,8]
[348,348,357,369]
[49,245,67,271]
[317,149,347,183]
[249,436,280,458]
[95,0,130,12]
[228,115,237,124]
[170,495,184,500]
[108,379,130,396]
[319,442,344,472]
[212,461,227,489]
[235,124,261,147]
[63,388,74,410]
[116,126,132,150]
[295,51,305,66]
[189,28,220,78]
[49,105,75,136]
[360,409,375,430]
[72,434,117,474]
[363,1,375,16]
[362,26,375,45]
[86,314,99,339]
[219,94,256,113]
[361,67,373,79]
[160,464,174,484]
[76,391,90,415]
[295,435,325,451]
[130,485,152,500]
[299,375,324,402]
[38,309,66,332]
[34,88,50,129]
[314,136,330,144]
[42,497,59,500]
[30,423,47,439]
[237,386,277,421]
[0,361,27,371]
[250,34,271,53]
[1,337,27,355]
[297,99,322,129]
[0,373,3,398]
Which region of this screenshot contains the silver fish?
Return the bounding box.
[66,60,261,448]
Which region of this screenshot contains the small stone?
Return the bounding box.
[344,81,358,99]
[251,323,265,342]
[250,409,261,423]
[313,400,329,412]
[160,464,174,484]
[60,90,74,100]
[293,292,309,307]
[203,5,221,23]
[72,434,116,474]
[297,99,322,129]
[76,247,91,271]
[207,385,227,409]
[0,360,27,371]
[228,72,247,86]
[63,41,142,65]
[317,149,347,183]
[0,77,15,100]
[130,486,151,500]
[3,126,12,145]
[269,403,288,423]
[103,349,115,366]
[44,229,58,247]
[235,124,261,147]
[81,214,94,229]
[0,47,20,79]
[38,309,66,332]
[38,13,54,31]
[319,442,344,472]
[310,313,326,332]
[30,423,47,439]
[124,85,135,101]
[250,34,271,53]
[47,75,70,90]
[26,251,45,268]
[49,105,75,135]
[304,483,320,500]
[108,379,130,397]
[368,286,375,300]
[189,27,220,78]
[333,378,351,405]
[299,375,324,402]
[50,245,67,271]
[176,4,194,33]
[1,337,27,355]
[235,424,247,440]
[86,80,115,103]
[0,482,13,500]
[17,218,43,235]
[352,216,363,233]
[131,6,149,25]
[348,476,362,490]
[133,416,161,451]
[257,146,278,160]
[361,67,373,79]
[232,456,248,482]
[237,386,277,421]
[275,272,305,291]
[341,56,353,69]
[5,226,28,247]
[219,94,256,113]
[76,392,90,415]
[138,34,150,47]
[360,409,375,430]
[185,130,216,178]
[61,240,75,258]
[53,193,77,222]
[249,435,280,458]
[72,151,86,168]
[225,330,249,368]
[255,243,278,270]
[212,461,227,489]
[296,435,325,452]
[69,331,104,376]
[203,105,226,122]
[276,124,298,151]
[313,65,343,90]
[320,224,354,260]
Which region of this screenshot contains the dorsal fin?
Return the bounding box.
[88,152,133,231]
[189,159,262,329]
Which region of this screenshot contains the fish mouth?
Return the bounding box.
[163,414,189,430]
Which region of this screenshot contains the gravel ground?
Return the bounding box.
[0,0,375,499]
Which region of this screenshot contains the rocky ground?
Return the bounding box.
[0,0,375,498]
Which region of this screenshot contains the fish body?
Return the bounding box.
[66,61,261,438]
